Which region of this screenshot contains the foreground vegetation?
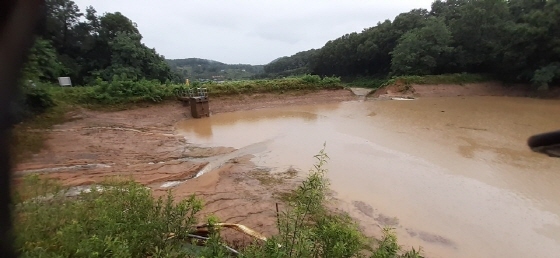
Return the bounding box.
[14,149,423,257]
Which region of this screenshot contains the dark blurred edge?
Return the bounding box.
[0,0,45,257]
[528,130,560,157]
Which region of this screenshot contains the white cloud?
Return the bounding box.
[73,0,434,64]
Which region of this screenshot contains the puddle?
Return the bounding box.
[176,97,560,258]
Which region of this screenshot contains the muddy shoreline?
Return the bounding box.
[14,84,560,255]
[14,90,356,245]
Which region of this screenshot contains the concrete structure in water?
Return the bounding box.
[189,96,209,118]
[188,87,209,118]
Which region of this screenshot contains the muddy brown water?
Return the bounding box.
[176,96,560,258]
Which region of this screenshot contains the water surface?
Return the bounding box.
[177,96,560,258]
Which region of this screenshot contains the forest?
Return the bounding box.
[263,0,560,89]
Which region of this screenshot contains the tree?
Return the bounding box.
[23,38,66,82]
[391,18,453,75]
[43,0,83,52]
[447,0,511,72]
[98,12,140,41]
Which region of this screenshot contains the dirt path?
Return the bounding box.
[14,89,355,244]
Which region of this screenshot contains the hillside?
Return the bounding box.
[262,0,560,88]
[167,58,264,81]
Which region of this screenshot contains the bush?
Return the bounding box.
[23,85,55,112]
[532,63,560,91]
[301,74,321,84]
[14,178,203,257]
[11,82,56,122]
[243,147,367,258]
[85,78,175,104]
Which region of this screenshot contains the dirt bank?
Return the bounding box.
[370,81,559,99]
[14,89,355,244]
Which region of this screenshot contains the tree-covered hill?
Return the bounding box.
[264,0,560,89]
[166,58,264,81]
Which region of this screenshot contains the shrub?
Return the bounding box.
[11,82,56,122]
[243,147,367,258]
[301,74,321,84]
[86,78,174,104]
[23,85,55,112]
[14,178,203,257]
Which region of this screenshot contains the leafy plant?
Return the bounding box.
[14,179,202,257]
[243,146,367,258]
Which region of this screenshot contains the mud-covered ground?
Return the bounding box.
[14,89,356,244]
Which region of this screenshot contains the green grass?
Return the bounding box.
[14,149,424,257]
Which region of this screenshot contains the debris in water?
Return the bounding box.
[391,97,415,100]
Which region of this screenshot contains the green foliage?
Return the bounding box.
[344,77,388,89]
[382,73,491,87]
[531,63,560,90]
[250,0,560,89]
[14,179,203,257]
[35,0,180,85]
[22,85,56,113]
[244,147,366,258]
[11,82,56,123]
[370,229,400,258]
[86,77,173,104]
[262,49,318,78]
[34,75,342,108]
[197,75,343,96]
[391,18,453,75]
[370,229,424,258]
[23,38,66,81]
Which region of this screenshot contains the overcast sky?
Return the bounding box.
[73,0,434,65]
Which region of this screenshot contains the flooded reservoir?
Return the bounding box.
[176,96,560,258]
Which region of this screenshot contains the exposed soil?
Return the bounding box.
[14,89,355,245]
